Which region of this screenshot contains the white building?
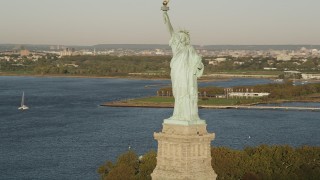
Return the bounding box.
[155,49,165,55]
[311,49,319,56]
[60,49,72,56]
[233,61,244,65]
[214,57,227,62]
[301,74,320,80]
[277,54,292,61]
[82,51,93,55]
[208,61,218,66]
[263,67,277,70]
[229,92,270,98]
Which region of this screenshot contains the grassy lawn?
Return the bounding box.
[0,71,34,75]
[131,97,174,103]
[129,96,263,106]
[210,70,282,75]
[199,98,262,106]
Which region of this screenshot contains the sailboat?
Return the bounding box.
[18,91,29,110]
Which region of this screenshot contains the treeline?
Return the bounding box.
[234,81,320,100]
[2,55,320,77]
[97,145,320,180]
[158,82,320,101]
[0,55,171,77]
[205,57,320,72]
[53,55,171,76]
[98,150,157,180]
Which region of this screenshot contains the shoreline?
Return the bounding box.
[0,71,280,81]
[203,73,278,79]
[2,72,320,84]
[4,73,320,84]
[0,73,170,80]
[101,98,320,111]
[0,73,257,82]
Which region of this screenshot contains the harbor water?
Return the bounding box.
[0,76,319,180]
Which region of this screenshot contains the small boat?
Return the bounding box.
[274,79,284,83]
[18,91,29,110]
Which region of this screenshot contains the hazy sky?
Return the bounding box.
[1,0,320,45]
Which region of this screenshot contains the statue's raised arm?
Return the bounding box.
[163,12,174,36]
[162,0,174,37]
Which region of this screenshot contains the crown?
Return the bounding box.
[179,30,190,36]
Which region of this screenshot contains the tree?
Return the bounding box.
[136,150,157,180]
[99,146,320,180]
[106,163,136,180]
[98,150,139,180]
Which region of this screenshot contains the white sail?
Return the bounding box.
[18,91,29,110]
[21,91,25,107]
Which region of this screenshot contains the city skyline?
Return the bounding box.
[1,0,320,45]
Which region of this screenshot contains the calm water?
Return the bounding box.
[0,76,319,180]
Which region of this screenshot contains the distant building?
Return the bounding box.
[64,64,79,68]
[208,61,218,66]
[283,71,302,79]
[284,71,301,74]
[229,92,270,98]
[60,48,72,56]
[311,49,319,56]
[263,67,277,70]
[277,54,292,61]
[20,49,30,56]
[300,59,308,63]
[267,60,275,65]
[301,74,320,80]
[82,51,93,55]
[155,49,164,55]
[214,57,227,62]
[300,47,308,53]
[233,61,244,65]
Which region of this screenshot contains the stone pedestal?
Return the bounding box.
[151,123,217,180]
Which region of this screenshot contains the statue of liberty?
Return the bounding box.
[152,3,217,180]
[162,5,205,125]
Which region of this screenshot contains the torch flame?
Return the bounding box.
[163,0,170,5]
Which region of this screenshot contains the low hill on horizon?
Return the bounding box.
[1,44,320,51]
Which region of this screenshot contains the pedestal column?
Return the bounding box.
[151,123,217,180]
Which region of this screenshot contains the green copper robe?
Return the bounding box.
[168,31,204,122]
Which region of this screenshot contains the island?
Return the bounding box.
[101,81,320,111]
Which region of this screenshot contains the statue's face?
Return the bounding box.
[178,31,190,45]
